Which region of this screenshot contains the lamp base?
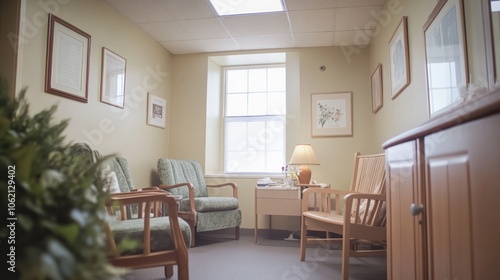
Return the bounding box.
[298,165,312,184]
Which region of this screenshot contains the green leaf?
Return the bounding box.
[10,142,39,181]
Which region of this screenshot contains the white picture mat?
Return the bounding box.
[147,93,167,128]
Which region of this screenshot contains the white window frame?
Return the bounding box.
[223,64,286,175]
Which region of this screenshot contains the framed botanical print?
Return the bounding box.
[311,92,353,137]
[371,64,383,113]
[389,16,410,99]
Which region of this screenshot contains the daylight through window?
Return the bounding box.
[224,65,286,174]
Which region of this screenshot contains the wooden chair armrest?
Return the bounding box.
[131,186,161,191]
[206,182,238,198]
[158,183,196,214]
[109,190,167,219]
[106,192,188,257]
[344,193,386,227]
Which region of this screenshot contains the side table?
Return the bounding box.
[254,186,301,243]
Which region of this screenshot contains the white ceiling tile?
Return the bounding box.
[335,0,386,8]
[138,22,191,41]
[178,18,230,39]
[198,38,240,53]
[108,0,387,54]
[105,0,174,23]
[220,13,291,37]
[161,41,205,55]
[234,34,295,50]
[294,32,334,47]
[285,0,335,10]
[160,0,217,20]
[289,9,335,33]
[334,30,371,46]
[335,6,383,31]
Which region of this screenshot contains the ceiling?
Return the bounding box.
[105,0,387,55]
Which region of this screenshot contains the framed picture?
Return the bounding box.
[311,92,352,137]
[424,0,468,117]
[388,16,410,99]
[147,93,166,128]
[100,48,126,108]
[45,14,90,103]
[371,63,383,113]
[481,0,499,91]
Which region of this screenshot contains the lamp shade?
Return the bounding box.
[288,144,319,165]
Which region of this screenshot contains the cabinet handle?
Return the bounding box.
[410,204,424,216]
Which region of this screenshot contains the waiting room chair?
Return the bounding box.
[299,152,386,280]
[70,143,191,278]
[106,190,191,279]
[157,159,242,246]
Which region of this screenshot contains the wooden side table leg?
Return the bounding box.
[268,215,272,239]
[255,213,258,243]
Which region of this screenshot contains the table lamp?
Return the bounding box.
[288,144,319,184]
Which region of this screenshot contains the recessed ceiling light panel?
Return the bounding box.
[210,0,284,16]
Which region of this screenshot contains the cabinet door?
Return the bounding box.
[425,113,500,280]
[386,140,425,280]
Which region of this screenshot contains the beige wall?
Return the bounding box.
[17,0,172,188]
[0,0,20,96]
[13,0,490,231]
[368,0,489,150]
[171,47,374,229]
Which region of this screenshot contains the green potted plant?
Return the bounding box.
[0,79,121,280]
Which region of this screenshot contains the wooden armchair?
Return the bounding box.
[299,152,386,280]
[105,191,191,279]
[157,159,241,246]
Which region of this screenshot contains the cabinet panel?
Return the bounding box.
[386,140,424,280]
[425,113,500,280]
[426,155,472,279]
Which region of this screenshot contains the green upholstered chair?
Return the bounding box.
[70,143,191,278]
[106,191,191,279]
[157,159,242,246]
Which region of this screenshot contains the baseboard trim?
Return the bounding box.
[198,228,294,240]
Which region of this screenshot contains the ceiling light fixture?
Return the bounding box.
[209,0,284,16]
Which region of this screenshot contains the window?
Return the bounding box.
[224,65,286,174]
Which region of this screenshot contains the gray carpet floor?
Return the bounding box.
[122,235,386,280]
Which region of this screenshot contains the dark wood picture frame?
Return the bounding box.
[389,16,410,99]
[371,63,383,113]
[45,14,91,103]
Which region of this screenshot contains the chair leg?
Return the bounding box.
[235,226,240,240]
[300,216,307,261]
[341,238,351,280]
[177,257,189,280]
[190,224,196,247]
[164,265,173,279]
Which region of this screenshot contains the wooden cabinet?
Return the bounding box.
[384,92,500,280]
[386,140,426,280]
